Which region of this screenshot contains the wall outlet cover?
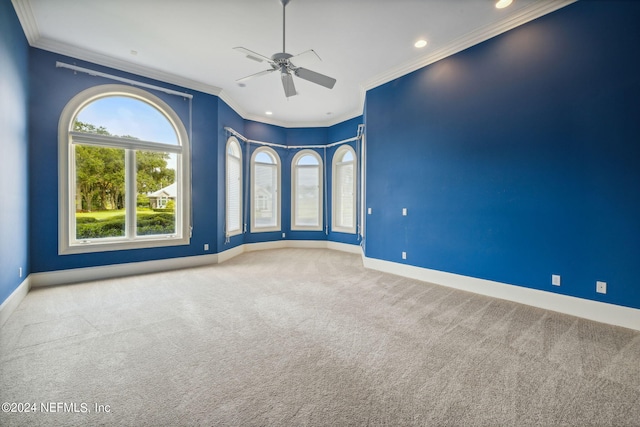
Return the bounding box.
[596,281,607,294]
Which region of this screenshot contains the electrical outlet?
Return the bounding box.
[282,233,286,238]
[402,208,407,216]
[552,274,561,286]
[596,281,607,294]
[367,208,372,215]
[19,267,23,278]
[402,251,407,260]
[204,243,209,251]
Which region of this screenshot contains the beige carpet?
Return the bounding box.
[1,248,639,426]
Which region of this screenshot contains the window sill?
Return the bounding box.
[59,236,190,255]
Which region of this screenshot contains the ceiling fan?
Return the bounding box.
[234,0,337,98]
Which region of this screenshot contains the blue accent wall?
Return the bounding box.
[364,1,640,309]
[0,0,30,306]
[28,49,220,273]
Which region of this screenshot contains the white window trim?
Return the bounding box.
[225,136,243,237]
[332,145,357,234]
[58,84,191,255]
[291,149,323,231]
[250,147,281,233]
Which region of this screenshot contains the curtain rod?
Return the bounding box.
[224,126,361,150]
[56,61,194,99]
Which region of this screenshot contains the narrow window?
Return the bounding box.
[59,84,190,254]
[292,150,323,231]
[332,145,357,233]
[251,147,281,232]
[226,137,243,236]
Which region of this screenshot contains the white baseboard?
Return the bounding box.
[29,241,361,287]
[30,253,219,288]
[363,256,640,332]
[6,242,637,332]
[0,277,30,328]
[218,240,361,262]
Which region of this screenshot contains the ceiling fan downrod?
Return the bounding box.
[281,0,290,54]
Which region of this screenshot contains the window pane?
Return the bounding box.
[336,162,354,228]
[74,145,125,239]
[298,154,319,166]
[136,151,176,236]
[296,165,320,226]
[75,96,178,145]
[227,154,241,232]
[255,152,274,164]
[254,163,277,228]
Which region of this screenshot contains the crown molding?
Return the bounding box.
[363,0,578,91]
[12,0,222,97]
[12,0,575,127]
[34,37,222,97]
[11,0,38,44]
[218,89,363,129]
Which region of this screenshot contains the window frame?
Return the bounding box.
[250,147,281,233]
[332,145,357,234]
[225,136,243,237]
[291,149,324,231]
[58,84,191,255]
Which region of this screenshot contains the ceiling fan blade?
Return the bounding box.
[236,68,277,83]
[294,67,337,89]
[289,49,321,67]
[233,47,274,64]
[281,72,297,98]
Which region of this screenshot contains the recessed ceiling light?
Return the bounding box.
[265,111,273,115]
[414,39,428,48]
[495,0,513,9]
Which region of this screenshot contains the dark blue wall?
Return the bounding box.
[28,49,220,273]
[0,0,30,306]
[364,1,640,309]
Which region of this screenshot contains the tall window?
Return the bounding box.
[251,147,281,232]
[58,84,190,254]
[292,150,323,231]
[226,137,242,236]
[332,145,357,233]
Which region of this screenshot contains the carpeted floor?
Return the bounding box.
[1,248,639,426]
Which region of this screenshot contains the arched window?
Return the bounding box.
[332,145,357,233]
[58,84,190,254]
[226,137,243,237]
[251,147,281,232]
[292,150,323,231]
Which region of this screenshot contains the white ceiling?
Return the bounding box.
[12,0,574,127]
